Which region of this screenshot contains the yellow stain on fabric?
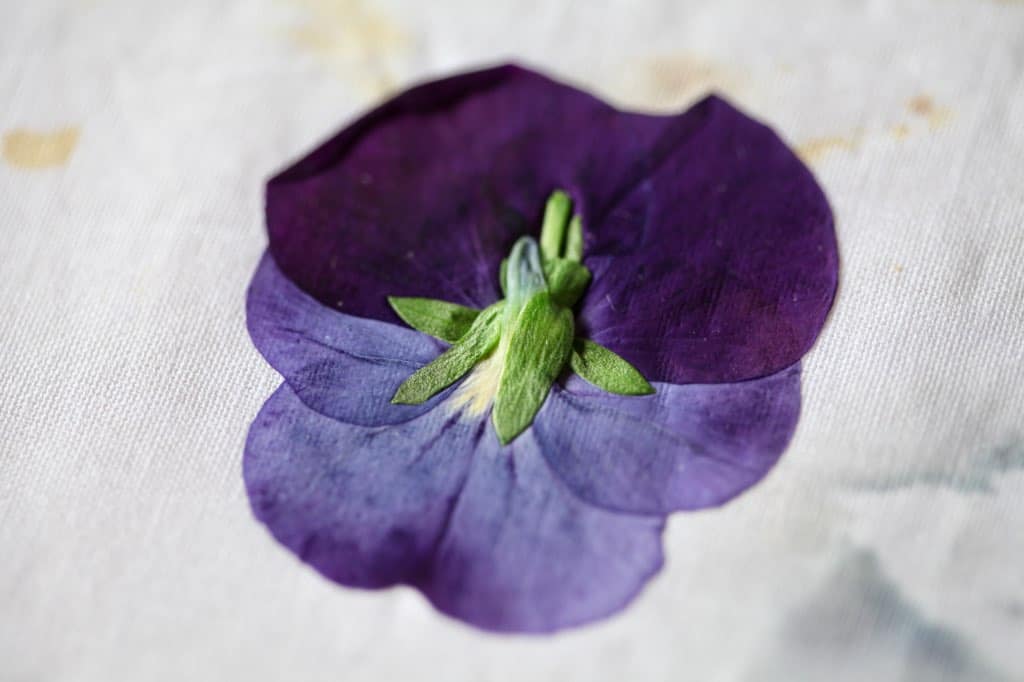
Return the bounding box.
[794,95,952,166]
[889,123,911,140]
[2,127,79,168]
[632,54,746,109]
[284,0,410,97]
[796,135,858,164]
[907,94,953,130]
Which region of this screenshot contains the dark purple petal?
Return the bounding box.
[246,252,449,426]
[244,384,664,633]
[266,63,836,384]
[532,365,801,515]
[267,64,671,316]
[578,106,837,384]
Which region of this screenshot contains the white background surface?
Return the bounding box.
[1,1,1022,680]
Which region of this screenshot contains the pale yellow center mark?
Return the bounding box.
[448,340,508,418]
[283,0,410,97]
[2,127,79,168]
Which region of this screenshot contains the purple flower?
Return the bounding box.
[244,64,838,633]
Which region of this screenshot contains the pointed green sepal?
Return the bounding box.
[492,292,574,444]
[543,258,592,308]
[391,302,504,404]
[570,338,655,395]
[387,296,482,343]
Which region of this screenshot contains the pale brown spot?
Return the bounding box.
[889,123,910,140]
[796,135,857,164]
[2,127,79,168]
[907,94,953,130]
[907,94,935,116]
[283,0,410,97]
[625,54,746,109]
[892,263,905,274]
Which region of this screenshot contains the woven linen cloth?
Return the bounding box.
[1,0,1022,679]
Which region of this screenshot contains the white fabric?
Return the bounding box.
[2,0,1022,679]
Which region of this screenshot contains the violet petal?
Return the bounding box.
[246,252,449,426]
[267,63,837,384]
[244,384,473,588]
[533,366,802,515]
[420,427,664,633]
[244,384,665,633]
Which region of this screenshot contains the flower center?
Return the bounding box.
[388,190,654,444]
[448,336,508,417]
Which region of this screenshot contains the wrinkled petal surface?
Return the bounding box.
[267,63,837,384]
[533,366,802,515]
[246,252,449,426]
[244,385,664,633]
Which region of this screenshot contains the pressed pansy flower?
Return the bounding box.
[244,64,838,633]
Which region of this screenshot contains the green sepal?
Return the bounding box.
[387,296,481,344]
[570,338,655,396]
[543,258,591,308]
[492,292,574,444]
[499,258,509,296]
[391,302,504,404]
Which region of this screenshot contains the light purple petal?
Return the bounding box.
[244,384,475,587]
[532,365,802,515]
[266,63,837,385]
[244,384,665,633]
[246,252,449,426]
[420,428,664,633]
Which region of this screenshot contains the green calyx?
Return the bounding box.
[389,189,654,444]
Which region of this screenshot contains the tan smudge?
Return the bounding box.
[631,54,746,109]
[283,0,410,97]
[907,94,953,130]
[2,127,79,168]
[796,135,858,164]
[889,123,910,140]
[799,96,951,165]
